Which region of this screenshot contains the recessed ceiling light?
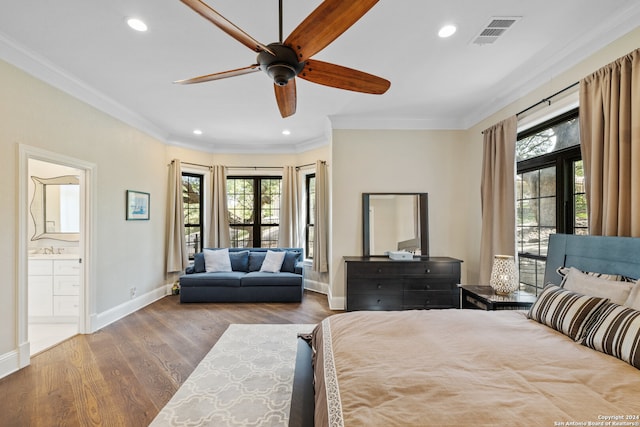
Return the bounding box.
[438,24,457,38]
[127,18,148,32]
[282,129,291,135]
[193,129,203,135]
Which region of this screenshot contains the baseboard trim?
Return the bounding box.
[91,285,168,332]
[0,349,20,380]
[328,289,345,311]
[303,278,328,295]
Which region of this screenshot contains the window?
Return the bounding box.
[182,173,204,259]
[227,176,282,248]
[516,109,587,295]
[305,174,316,258]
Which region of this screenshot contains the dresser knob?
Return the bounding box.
[377,299,382,304]
[377,284,382,289]
[377,268,382,273]
[426,269,431,273]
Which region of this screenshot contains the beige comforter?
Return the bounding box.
[312,310,640,427]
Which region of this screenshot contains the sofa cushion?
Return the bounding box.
[193,252,206,273]
[180,272,244,288]
[241,272,303,287]
[229,250,249,272]
[249,252,267,272]
[281,250,302,273]
[204,248,232,272]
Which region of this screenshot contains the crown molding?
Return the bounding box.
[0,31,168,143]
[461,4,640,129]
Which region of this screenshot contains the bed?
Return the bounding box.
[291,234,640,426]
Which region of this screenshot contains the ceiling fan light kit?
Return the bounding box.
[176,0,390,118]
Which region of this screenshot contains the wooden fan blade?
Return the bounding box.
[285,0,378,61]
[298,60,390,94]
[274,79,297,118]
[180,0,274,55]
[174,65,260,84]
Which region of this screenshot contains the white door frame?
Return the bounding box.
[17,144,96,368]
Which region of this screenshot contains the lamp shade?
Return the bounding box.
[489,255,518,295]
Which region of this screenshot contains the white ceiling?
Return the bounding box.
[1,0,639,153]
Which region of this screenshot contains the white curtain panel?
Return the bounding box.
[278,166,301,248]
[206,165,231,248]
[313,160,329,273]
[166,159,188,273]
[479,116,517,284]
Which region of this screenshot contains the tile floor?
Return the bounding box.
[29,323,78,355]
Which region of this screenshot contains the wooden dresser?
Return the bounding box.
[344,256,462,311]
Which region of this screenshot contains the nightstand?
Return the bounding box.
[459,285,537,311]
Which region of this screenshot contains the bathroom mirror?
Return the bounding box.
[30,175,80,241]
[363,193,429,257]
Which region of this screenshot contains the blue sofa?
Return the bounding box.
[179,247,305,303]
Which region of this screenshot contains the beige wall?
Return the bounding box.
[0,58,168,358]
[330,129,469,306]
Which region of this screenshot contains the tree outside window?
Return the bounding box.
[182,173,203,259]
[227,176,281,248]
[516,109,587,295]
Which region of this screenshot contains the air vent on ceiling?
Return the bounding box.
[472,16,521,45]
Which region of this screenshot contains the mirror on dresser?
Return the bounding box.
[362,192,429,257]
[30,175,80,242]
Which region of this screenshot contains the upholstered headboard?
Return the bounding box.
[544,234,640,286]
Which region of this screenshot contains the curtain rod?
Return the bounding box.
[227,162,322,170]
[516,81,579,117]
[171,160,325,170]
[180,161,211,169]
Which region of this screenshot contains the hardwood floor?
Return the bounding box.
[0,290,336,427]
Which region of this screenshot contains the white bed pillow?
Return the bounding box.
[259,250,286,273]
[203,248,232,272]
[562,267,634,305]
[625,281,640,310]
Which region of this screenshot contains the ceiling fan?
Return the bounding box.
[175,0,390,118]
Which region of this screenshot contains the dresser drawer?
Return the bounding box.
[53,295,80,316]
[54,259,81,275]
[29,259,53,275]
[347,293,403,311]
[404,279,454,292]
[347,278,402,294]
[54,275,80,295]
[347,261,453,277]
[403,290,456,309]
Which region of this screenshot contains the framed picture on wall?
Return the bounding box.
[126,190,150,220]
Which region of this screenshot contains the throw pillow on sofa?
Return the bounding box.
[249,252,267,271]
[229,250,249,272]
[281,250,301,273]
[204,248,232,272]
[260,250,286,273]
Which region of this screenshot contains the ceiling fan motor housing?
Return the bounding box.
[258,43,305,86]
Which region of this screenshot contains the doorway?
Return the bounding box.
[18,145,94,364]
[27,159,82,355]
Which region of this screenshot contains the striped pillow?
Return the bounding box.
[556,266,636,283]
[582,303,640,370]
[527,285,609,341]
